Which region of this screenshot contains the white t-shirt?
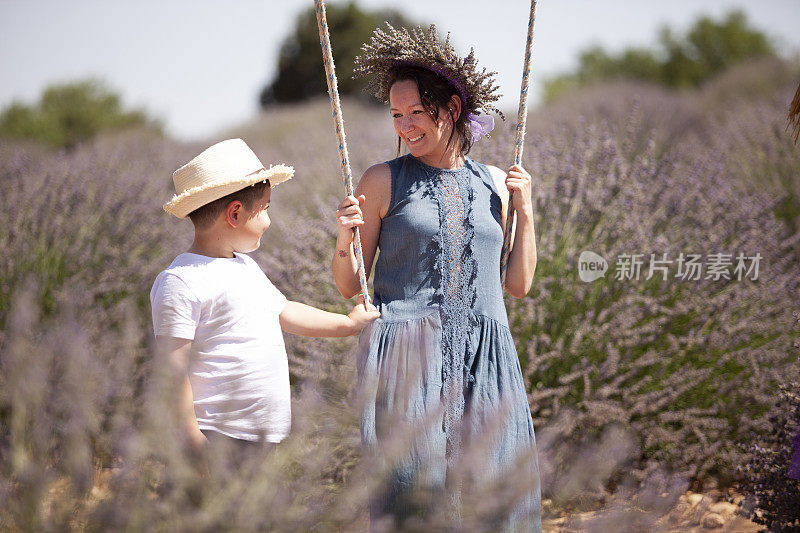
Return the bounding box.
[150,252,289,442]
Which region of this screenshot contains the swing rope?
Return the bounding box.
[314,0,371,305]
[500,0,538,286]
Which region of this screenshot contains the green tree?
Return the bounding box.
[544,10,775,101]
[661,11,774,87]
[0,80,159,149]
[576,46,662,84]
[260,2,417,106]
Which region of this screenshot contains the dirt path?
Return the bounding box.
[543,491,762,532]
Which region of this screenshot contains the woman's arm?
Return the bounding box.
[488,164,538,299]
[331,163,391,299]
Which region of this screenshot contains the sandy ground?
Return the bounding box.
[45,469,766,531]
[543,490,762,532]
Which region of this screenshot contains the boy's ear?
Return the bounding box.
[224,200,244,227]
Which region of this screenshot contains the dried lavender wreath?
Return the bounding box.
[353,23,503,119]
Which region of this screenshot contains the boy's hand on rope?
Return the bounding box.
[348,294,380,331]
[506,164,533,216]
[336,194,365,245]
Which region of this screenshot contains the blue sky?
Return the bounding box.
[1,0,798,140]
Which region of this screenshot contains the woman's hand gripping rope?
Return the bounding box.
[503,163,537,299]
[505,164,533,217]
[336,194,366,244]
[335,194,370,309]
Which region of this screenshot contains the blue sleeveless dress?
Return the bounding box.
[356,154,542,530]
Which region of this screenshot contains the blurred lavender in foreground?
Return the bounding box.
[0,58,798,529]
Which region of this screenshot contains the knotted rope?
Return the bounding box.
[500,0,538,286]
[314,0,371,305]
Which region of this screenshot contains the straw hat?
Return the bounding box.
[164,139,294,218]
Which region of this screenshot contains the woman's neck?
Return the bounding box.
[416,149,464,170]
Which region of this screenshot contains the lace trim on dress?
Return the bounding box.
[416,157,479,465]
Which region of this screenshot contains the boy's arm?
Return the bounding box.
[156,336,207,463]
[279,299,379,337]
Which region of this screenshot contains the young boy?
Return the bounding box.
[150,139,378,464]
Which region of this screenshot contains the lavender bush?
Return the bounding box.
[688,59,800,230]
[1,58,798,529]
[470,57,800,496]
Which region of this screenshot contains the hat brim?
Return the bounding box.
[164,164,294,219]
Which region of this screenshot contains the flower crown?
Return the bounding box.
[353,23,504,121]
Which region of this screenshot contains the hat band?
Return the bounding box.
[164,169,269,213]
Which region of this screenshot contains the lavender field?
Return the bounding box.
[1,57,799,530]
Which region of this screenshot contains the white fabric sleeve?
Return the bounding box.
[150,273,202,339]
[241,253,287,314]
[265,277,288,314]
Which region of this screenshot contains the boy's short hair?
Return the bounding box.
[188,179,270,229]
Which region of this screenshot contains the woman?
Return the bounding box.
[332,25,541,530]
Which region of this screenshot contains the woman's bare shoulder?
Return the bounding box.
[485,164,505,178]
[356,162,391,214]
[360,162,390,183]
[484,164,509,202]
[357,163,390,193]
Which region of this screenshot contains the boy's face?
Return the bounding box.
[235,186,272,253]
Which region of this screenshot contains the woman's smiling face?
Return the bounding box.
[389,79,455,167]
